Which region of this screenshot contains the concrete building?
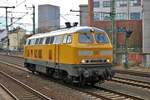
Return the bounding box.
[8,27,26,51]
[0,37,7,50]
[142,0,150,67]
[88,0,150,66]
[38,4,60,33]
[79,4,88,26]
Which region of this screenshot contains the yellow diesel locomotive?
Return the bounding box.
[24,26,114,85]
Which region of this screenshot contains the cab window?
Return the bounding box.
[63,35,67,43]
[63,34,72,44]
[67,35,72,43]
[95,33,109,43]
[79,33,93,43]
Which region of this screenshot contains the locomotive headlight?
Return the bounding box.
[81,59,86,64]
[106,59,110,63]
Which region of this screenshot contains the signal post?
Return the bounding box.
[124,30,133,69]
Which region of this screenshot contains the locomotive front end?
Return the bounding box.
[74,28,115,84]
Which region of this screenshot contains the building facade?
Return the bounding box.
[142,0,150,67]
[38,4,60,33]
[93,0,142,21]
[8,27,26,51]
[88,0,143,64]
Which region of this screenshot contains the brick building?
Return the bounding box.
[88,0,143,64]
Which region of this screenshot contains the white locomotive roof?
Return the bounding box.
[28,26,105,40]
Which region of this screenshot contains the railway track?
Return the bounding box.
[0,62,137,100]
[115,69,150,77]
[1,53,150,79]
[0,83,18,100]
[0,56,146,100]
[0,71,51,100]
[112,76,150,90]
[75,85,144,100]
[0,54,24,67]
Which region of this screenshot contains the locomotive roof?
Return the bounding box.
[28,26,105,40]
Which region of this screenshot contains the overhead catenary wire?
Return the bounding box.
[15,0,26,7]
[8,12,28,27]
[0,0,10,5]
[60,15,69,22]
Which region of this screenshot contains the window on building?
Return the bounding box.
[117,27,126,33]
[94,13,111,21]
[99,13,103,20]
[93,1,100,8]
[117,0,127,7]
[103,13,111,20]
[94,13,100,21]
[116,13,127,20]
[130,0,141,6]
[103,1,111,7]
[130,12,141,20]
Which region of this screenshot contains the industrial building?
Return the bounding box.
[38,4,60,32]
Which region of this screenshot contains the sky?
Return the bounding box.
[0,0,88,32]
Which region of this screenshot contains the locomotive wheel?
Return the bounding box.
[32,70,35,74]
[79,75,86,86]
